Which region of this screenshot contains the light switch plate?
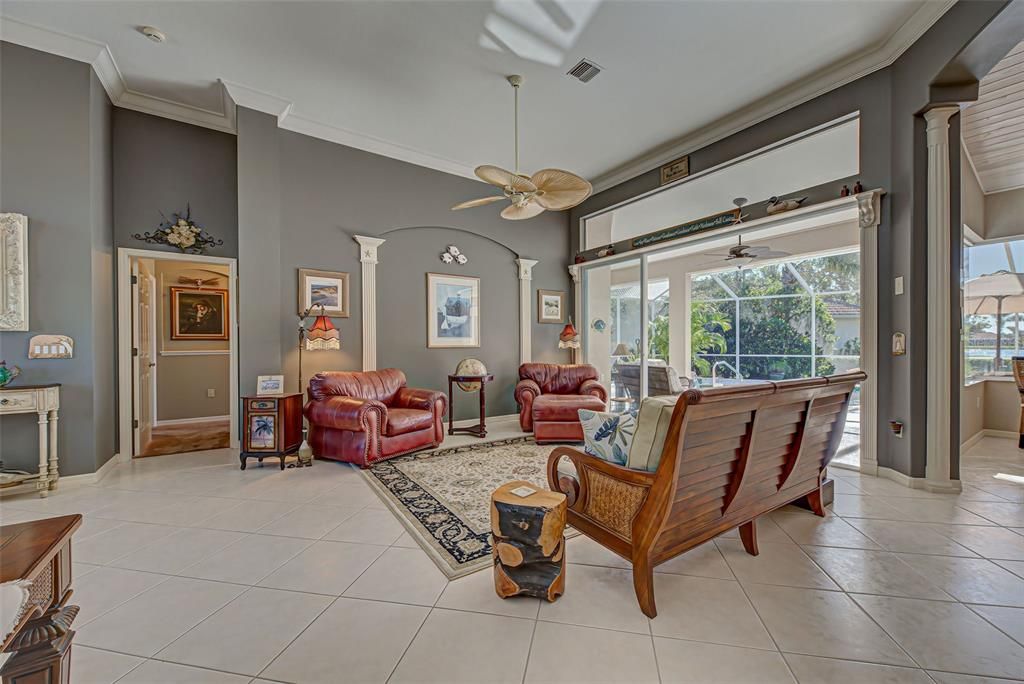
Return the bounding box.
[207,388,216,398]
[894,276,904,296]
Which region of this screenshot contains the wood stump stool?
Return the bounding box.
[490,480,567,602]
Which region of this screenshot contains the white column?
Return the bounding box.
[354,235,386,371]
[668,271,691,378]
[924,106,961,493]
[516,258,538,364]
[36,411,49,497]
[857,190,882,477]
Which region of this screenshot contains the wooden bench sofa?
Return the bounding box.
[547,371,865,617]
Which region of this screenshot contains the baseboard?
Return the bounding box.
[981,429,1018,440]
[154,414,230,426]
[877,466,963,493]
[451,413,519,429]
[961,430,985,451]
[53,452,121,487]
[93,452,120,483]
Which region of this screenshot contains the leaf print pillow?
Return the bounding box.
[578,408,637,466]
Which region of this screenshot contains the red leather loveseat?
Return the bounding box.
[514,363,608,443]
[304,369,446,467]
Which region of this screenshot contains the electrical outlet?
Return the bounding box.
[207,388,216,398]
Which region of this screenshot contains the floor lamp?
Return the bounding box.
[297,304,340,466]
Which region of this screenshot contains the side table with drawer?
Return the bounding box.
[240,393,303,470]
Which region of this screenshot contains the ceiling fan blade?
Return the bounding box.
[475,165,537,193]
[530,168,593,210]
[501,201,546,220]
[451,195,506,211]
[742,245,773,255]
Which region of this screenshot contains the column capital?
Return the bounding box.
[354,235,385,264]
[924,105,959,145]
[567,264,581,283]
[515,258,538,280]
[855,189,884,230]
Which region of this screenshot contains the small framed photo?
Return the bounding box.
[170,287,229,340]
[298,269,349,317]
[427,273,480,348]
[256,374,285,396]
[537,290,566,324]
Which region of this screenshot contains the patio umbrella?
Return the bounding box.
[964,271,1024,371]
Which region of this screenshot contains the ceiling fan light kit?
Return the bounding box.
[452,75,592,220]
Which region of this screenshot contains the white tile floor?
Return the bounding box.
[1,431,1023,683]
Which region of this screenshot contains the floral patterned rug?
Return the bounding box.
[362,437,570,579]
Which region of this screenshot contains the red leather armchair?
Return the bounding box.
[514,363,607,443]
[304,369,447,467]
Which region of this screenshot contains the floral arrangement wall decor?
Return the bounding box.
[440,245,468,265]
[133,204,224,254]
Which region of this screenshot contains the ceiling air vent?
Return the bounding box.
[567,59,602,83]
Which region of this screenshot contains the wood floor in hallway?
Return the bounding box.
[138,419,230,457]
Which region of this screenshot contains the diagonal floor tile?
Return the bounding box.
[844,519,978,556]
[717,540,839,590]
[179,533,311,584]
[68,645,143,684]
[74,522,180,565]
[854,594,1024,679]
[389,608,535,683]
[73,566,169,625]
[255,503,363,539]
[110,527,246,574]
[928,524,1024,561]
[772,511,882,549]
[258,539,385,595]
[344,546,449,606]
[192,500,298,532]
[956,501,1024,527]
[968,603,1024,644]
[655,540,734,580]
[649,574,774,650]
[538,563,651,634]
[895,553,1024,606]
[928,672,1024,684]
[322,508,404,545]
[525,621,660,683]
[656,638,795,684]
[801,546,954,600]
[262,597,429,684]
[116,659,251,683]
[783,653,931,684]
[76,576,245,656]
[436,565,540,619]
[744,584,914,666]
[156,587,332,676]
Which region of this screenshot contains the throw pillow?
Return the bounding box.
[578,408,637,466]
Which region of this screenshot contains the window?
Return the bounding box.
[963,237,1024,383]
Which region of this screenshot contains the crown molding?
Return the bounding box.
[588,0,957,193]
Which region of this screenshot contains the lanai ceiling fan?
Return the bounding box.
[452,75,592,220]
[707,235,791,269]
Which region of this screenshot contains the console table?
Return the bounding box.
[0,384,60,497]
[0,514,82,684]
[447,374,494,438]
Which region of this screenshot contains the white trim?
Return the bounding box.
[856,190,882,477]
[158,349,231,357]
[924,106,959,492]
[961,429,985,451]
[154,414,230,427]
[117,248,239,459]
[979,428,1019,440]
[515,259,538,364]
[1,5,953,188]
[354,236,385,371]
[588,1,955,192]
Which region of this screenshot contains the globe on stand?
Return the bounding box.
[455,358,488,391]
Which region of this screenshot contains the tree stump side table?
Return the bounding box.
[490,480,567,602]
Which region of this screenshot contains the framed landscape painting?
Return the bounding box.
[427,273,480,348]
[170,287,229,340]
[298,269,350,317]
[538,289,566,323]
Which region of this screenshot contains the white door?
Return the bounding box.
[132,260,156,455]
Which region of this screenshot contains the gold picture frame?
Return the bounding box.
[298,269,350,317]
[170,287,229,340]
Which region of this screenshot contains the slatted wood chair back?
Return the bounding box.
[647,371,865,562]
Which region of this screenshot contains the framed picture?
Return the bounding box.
[256,374,285,395]
[249,414,276,450]
[298,269,349,317]
[538,289,566,324]
[170,287,229,340]
[427,273,480,348]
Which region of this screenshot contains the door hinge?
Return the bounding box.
[131,347,139,357]
[132,419,139,429]
[131,275,138,285]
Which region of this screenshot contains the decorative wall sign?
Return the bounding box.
[28,335,74,359]
[257,374,284,396]
[440,245,468,265]
[133,205,224,254]
[427,273,480,348]
[0,213,29,331]
[660,155,690,185]
[537,289,566,324]
[298,269,350,318]
[631,209,740,249]
[170,287,229,340]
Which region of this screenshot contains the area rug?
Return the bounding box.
[362,437,575,579]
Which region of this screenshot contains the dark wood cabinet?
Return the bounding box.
[240,393,303,470]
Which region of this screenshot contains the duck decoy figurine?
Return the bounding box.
[0,361,21,388]
[766,195,807,215]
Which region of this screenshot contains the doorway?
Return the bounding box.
[117,248,239,459]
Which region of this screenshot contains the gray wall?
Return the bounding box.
[570,0,1008,479]
[986,187,1024,239]
[0,42,114,476]
[236,115,572,418]
[113,109,238,257]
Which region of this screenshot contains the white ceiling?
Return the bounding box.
[1,0,950,189]
[964,40,1024,194]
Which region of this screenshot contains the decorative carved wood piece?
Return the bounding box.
[0,213,28,331]
[491,481,567,602]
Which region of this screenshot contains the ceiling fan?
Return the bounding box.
[452,75,592,220]
[706,235,791,268]
[177,268,225,288]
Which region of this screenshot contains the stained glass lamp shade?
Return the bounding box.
[305,314,340,351]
